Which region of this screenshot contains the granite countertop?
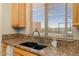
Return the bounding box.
[52,36,75,42]
[2,37,79,56]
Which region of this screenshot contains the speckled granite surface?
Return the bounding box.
[2,34,52,46]
[2,34,79,56]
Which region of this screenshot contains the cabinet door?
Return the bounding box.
[13,52,21,56]
[78,4,79,26]
[18,3,26,27]
[11,4,18,27]
[72,3,78,26]
[13,47,37,56]
[2,43,7,56]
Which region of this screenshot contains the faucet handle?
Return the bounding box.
[39,38,44,44]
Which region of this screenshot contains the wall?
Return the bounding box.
[0,3,2,56]
[2,4,17,34]
[0,4,2,41]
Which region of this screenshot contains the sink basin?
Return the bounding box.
[33,45,47,50]
[20,42,47,50]
[20,42,38,48]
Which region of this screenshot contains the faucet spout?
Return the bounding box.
[32,28,40,37]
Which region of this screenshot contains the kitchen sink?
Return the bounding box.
[20,42,47,50]
[20,42,38,48]
[33,45,47,50]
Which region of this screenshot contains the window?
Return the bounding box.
[47,3,72,38]
[32,4,45,35]
[67,3,72,33]
[31,3,72,39]
[66,3,72,39]
[48,3,65,37]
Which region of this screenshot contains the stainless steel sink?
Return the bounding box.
[20,42,47,50]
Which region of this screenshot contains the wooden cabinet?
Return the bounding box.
[2,43,7,56]
[13,47,38,56]
[72,3,79,27]
[78,4,79,26]
[2,43,38,56]
[11,3,26,28]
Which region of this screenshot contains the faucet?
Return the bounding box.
[32,28,44,44]
[32,28,40,37]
